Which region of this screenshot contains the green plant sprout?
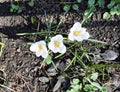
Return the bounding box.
[61,0,120,20]
[62,0,82,12]
[30,16,35,24]
[10,1,35,13]
[67,72,108,92]
[28,1,34,7]
[103,0,120,20]
[10,3,22,13]
[83,0,120,20]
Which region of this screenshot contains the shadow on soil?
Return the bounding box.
[0,19,120,39]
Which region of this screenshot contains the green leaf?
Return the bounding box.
[90,72,98,81]
[116,4,120,15]
[11,4,19,10]
[72,4,79,11]
[98,0,105,8]
[110,7,116,15]
[86,39,107,44]
[103,12,111,20]
[84,84,96,91]
[88,0,95,7]
[31,16,35,24]
[110,5,120,15]
[28,1,34,7]
[107,1,115,9]
[101,87,108,92]
[72,79,80,84]
[91,82,102,90]
[77,0,82,3]
[63,5,70,12]
[44,55,52,65]
[114,0,120,3]
[81,6,96,24]
[10,8,13,12]
[17,9,22,13]
[84,9,93,19]
[68,89,75,92]
[84,6,96,18]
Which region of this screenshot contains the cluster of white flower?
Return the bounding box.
[30,22,90,58]
[68,22,90,41]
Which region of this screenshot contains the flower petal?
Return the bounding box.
[68,33,75,41]
[81,32,90,40]
[48,41,60,53]
[52,47,59,53]
[48,42,54,51]
[55,35,63,41]
[75,36,83,41]
[41,50,48,58]
[73,22,82,29]
[51,35,63,43]
[70,27,76,33]
[36,51,41,57]
[79,27,86,34]
[30,43,37,52]
[36,40,46,46]
[58,45,66,54]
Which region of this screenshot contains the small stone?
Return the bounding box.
[17,48,21,52]
[39,77,49,83]
[101,50,118,60]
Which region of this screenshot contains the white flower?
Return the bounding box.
[68,22,90,41]
[30,41,48,58]
[48,35,66,54]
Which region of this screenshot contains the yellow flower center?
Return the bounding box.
[38,45,43,51]
[54,41,60,48]
[74,30,81,36]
